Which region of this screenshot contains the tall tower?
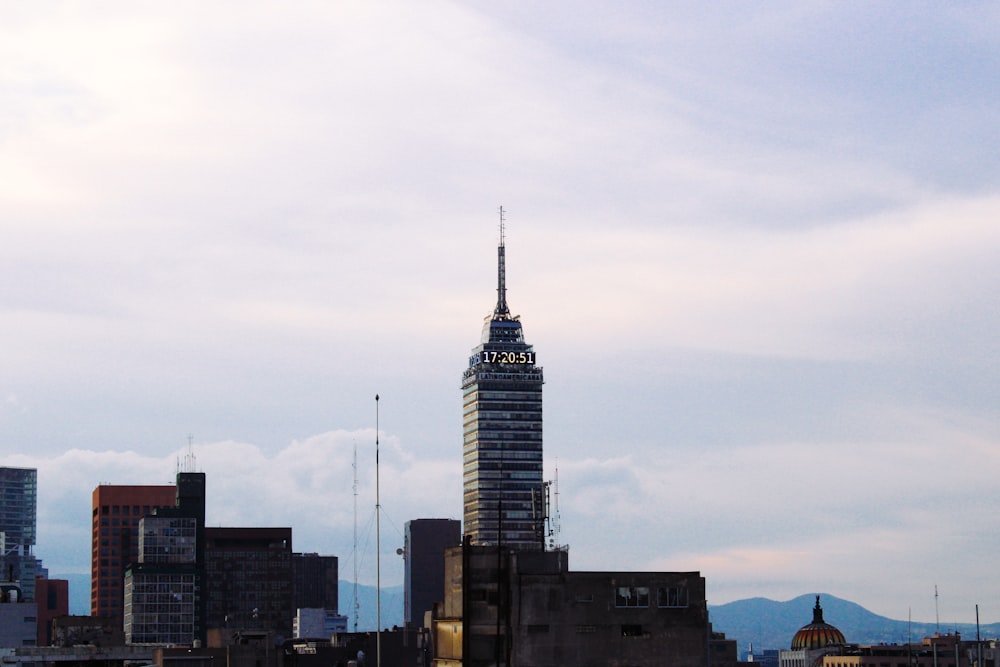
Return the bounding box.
[0,467,38,600]
[461,210,545,550]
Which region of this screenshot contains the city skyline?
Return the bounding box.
[2,3,999,627]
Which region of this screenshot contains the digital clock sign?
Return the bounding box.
[474,350,536,365]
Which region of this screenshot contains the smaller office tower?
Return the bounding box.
[292,552,338,612]
[204,527,293,640]
[122,472,206,646]
[291,552,345,639]
[91,484,177,624]
[0,467,39,602]
[124,515,199,644]
[404,519,460,628]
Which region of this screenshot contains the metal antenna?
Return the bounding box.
[375,394,382,667]
[495,206,510,319]
[934,584,941,633]
[352,440,359,632]
[183,434,197,472]
[553,462,562,547]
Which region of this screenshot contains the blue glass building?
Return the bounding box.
[0,467,39,600]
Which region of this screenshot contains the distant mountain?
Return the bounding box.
[337,581,404,632]
[708,593,1000,654]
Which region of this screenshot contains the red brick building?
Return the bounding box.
[91,484,177,627]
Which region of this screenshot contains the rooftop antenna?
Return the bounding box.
[495,205,510,319]
[552,461,562,548]
[934,584,941,634]
[375,394,382,667]
[183,434,197,473]
[352,439,359,632]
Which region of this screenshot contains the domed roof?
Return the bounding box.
[791,596,846,650]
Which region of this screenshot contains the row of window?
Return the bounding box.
[99,517,142,527]
[99,504,157,516]
[615,585,689,608]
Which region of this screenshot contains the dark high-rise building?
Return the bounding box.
[91,484,177,625]
[204,527,293,640]
[461,221,545,550]
[0,467,39,601]
[292,552,338,612]
[404,518,460,627]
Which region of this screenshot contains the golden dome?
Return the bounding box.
[791,596,846,650]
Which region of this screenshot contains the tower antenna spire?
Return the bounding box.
[495,205,510,319]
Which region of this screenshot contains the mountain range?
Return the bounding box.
[708,594,1000,653]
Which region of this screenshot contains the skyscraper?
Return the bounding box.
[0,467,36,555]
[461,218,545,550]
[0,467,39,601]
[91,484,177,625]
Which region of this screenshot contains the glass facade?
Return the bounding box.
[0,467,36,549]
[461,238,545,550]
[0,467,38,601]
[140,516,198,565]
[124,570,197,645]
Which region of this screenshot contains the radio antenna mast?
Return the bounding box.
[352,440,359,632]
[375,394,382,667]
[934,585,939,633]
[495,205,510,319]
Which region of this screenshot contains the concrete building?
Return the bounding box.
[818,634,995,667]
[1,467,39,603]
[292,608,347,639]
[91,483,177,627]
[461,222,546,551]
[34,577,69,646]
[405,519,460,628]
[204,527,293,641]
[432,544,719,667]
[0,594,36,649]
[51,615,125,647]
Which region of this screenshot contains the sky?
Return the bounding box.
[2,1,999,628]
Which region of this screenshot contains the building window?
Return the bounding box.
[621,624,645,637]
[615,586,649,608]
[657,586,688,607]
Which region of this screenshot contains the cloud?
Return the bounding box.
[8,432,461,585]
